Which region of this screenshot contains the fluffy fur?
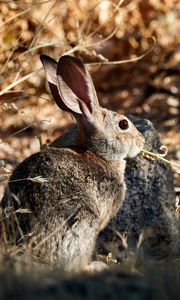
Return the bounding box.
[1,55,144,272]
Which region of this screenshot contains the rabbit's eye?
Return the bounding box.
[119,119,129,130]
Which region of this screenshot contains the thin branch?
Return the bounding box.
[16,42,61,60]
[0,68,42,96]
[86,37,156,65]
[87,0,125,39]
[0,122,37,144]
[28,0,58,50]
[0,8,31,30]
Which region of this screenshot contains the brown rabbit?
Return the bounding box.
[1,55,144,272]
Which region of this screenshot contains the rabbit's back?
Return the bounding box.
[1,146,125,268]
[4,147,124,214]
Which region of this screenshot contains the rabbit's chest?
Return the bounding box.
[95,160,126,230]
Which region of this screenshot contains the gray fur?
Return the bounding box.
[1,55,144,272]
[52,118,179,261]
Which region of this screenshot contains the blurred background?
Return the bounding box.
[0,0,179,196]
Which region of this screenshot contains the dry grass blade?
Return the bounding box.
[15,208,32,214]
[0,122,37,145]
[28,176,48,183]
[6,176,48,184]
[84,0,125,39]
[16,42,61,60]
[175,197,180,220]
[142,148,180,174]
[0,68,42,97]
[0,8,31,30]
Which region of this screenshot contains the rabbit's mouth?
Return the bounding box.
[127,134,145,158]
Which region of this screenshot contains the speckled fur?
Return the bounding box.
[2,147,126,271]
[1,55,144,272]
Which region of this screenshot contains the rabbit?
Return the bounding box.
[1,54,144,272]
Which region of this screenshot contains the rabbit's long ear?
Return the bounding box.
[57,56,99,116]
[40,55,71,112]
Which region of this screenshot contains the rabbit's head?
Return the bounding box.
[40,55,144,160]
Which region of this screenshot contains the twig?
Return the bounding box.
[0,122,37,144]
[0,8,31,30]
[0,68,42,96]
[85,0,125,39]
[86,37,156,65]
[28,0,58,50]
[16,42,61,60]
